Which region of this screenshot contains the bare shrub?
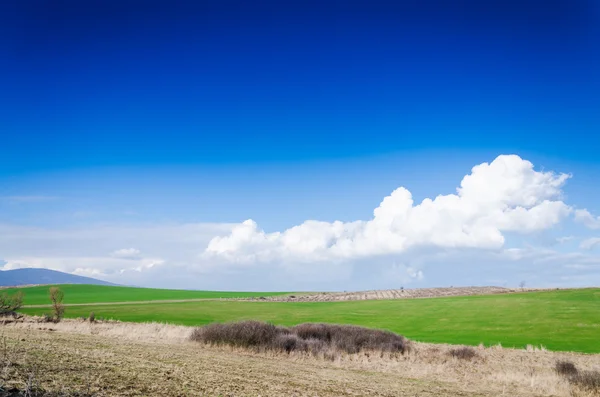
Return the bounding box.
[554,360,600,393]
[570,370,600,392]
[190,321,283,349]
[334,324,406,354]
[88,312,95,323]
[448,346,478,361]
[49,287,65,323]
[273,333,307,353]
[190,321,408,356]
[292,323,332,342]
[0,292,23,317]
[555,360,578,376]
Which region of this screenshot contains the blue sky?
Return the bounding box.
[1,1,599,290]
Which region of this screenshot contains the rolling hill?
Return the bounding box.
[0,268,116,287]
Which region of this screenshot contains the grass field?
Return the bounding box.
[5,284,291,305]
[15,286,600,353]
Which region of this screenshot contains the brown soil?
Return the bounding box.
[1,318,599,396]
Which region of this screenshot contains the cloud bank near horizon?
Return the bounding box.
[2,154,600,290]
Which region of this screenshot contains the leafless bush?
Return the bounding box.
[570,370,600,392]
[554,360,600,394]
[88,312,95,323]
[48,288,64,323]
[190,321,283,349]
[272,333,307,353]
[448,346,478,361]
[555,360,578,376]
[190,321,408,356]
[0,292,23,317]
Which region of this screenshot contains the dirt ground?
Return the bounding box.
[2,319,599,396]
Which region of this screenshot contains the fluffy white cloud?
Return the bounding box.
[580,238,600,250]
[2,154,599,290]
[205,155,572,263]
[575,209,600,229]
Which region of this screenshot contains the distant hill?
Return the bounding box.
[0,268,116,287]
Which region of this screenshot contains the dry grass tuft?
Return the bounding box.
[190,321,408,356]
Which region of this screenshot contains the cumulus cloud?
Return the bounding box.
[580,238,600,250]
[2,154,599,290]
[575,209,600,229]
[205,155,572,263]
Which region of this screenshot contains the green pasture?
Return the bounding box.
[4,284,290,306]
[15,287,600,353]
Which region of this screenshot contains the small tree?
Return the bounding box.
[49,287,65,322]
[519,281,526,289]
[0,291,23,316]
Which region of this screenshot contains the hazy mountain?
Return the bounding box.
[0,268,116,287]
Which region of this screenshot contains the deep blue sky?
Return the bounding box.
[1,0,599,174]
[2,1,600,290]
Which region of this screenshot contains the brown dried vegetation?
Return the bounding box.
[190,321,409,356]
[555,360,600,395]
[1,318,600,396]
[448,346,478,361]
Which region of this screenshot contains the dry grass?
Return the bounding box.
[1,318,600,396]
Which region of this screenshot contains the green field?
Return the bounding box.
[13,286,600,353]
[4,284,290,306]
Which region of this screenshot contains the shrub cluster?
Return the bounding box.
[555,360,578,376]
[190,321,408,356]
[555,360,600,393]
[0,292,23,317]
[448,346,478,361]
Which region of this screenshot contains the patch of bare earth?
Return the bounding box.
[2,318,599,396]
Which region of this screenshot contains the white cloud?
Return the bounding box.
[2,154,599,290]
[205,155,572,263]
[112,248,142,259]
[575,209,600,229]
[0,256,165,277]
[0,223,234,283]
[580,238,600,250]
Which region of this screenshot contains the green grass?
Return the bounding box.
[5,284,291,306]
[17,287,600,353]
